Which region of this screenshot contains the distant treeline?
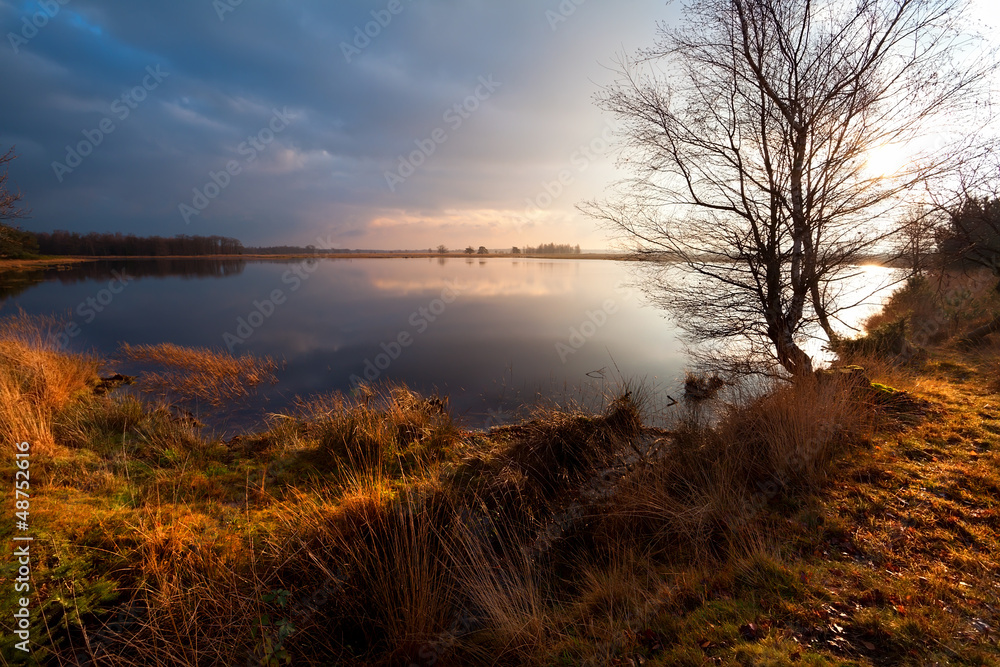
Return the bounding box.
[523,243,581,254]
[243,245,350,255]
[32,232,244,256]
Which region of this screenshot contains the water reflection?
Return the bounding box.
[0,258,899,431]
[0,258,685,429]
[0,258,248,300]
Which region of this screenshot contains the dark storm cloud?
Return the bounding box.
[0,0,670,248]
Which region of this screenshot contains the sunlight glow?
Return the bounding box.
[863,143,911,179]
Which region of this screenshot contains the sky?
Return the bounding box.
[0,0,674,250]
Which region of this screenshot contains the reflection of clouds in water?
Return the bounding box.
[248,329,348,356]
[350,257,585,297]
[368,278,572,298]
[299,257,584,299]
[11,257,686,427]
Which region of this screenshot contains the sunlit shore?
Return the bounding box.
[2,271,998,664]
[0,257,91,273]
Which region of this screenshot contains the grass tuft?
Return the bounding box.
[0,311,98,451]
[118,342,278,407]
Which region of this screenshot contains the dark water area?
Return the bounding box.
[0,258,248,300]
[0,257,688,432]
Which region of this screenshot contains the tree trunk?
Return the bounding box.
[811,281,838,343]
[959,314,1000,347]
[771,324,813,377]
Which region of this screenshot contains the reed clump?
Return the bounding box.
[0,311,98,451]
[118,342,278,406]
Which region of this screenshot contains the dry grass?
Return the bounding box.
[273,489,459,664]
[0,257,89,274]
[591,374,878,563]
[447,527,553,663]
[5,284,1000,665]
[118,342,278,407]
[301,384,456,474]
[0,311,98,451]
[863,270,1000,342]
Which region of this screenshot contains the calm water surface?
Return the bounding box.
[1,257,690,429]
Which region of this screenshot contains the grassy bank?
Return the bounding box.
[0,259,90,275]
[1,272,999,666]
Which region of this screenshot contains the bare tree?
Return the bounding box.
[0,147,32,258]
[0,147,26,222]
[585,0,996,376]
[930,160,1000,344]
[897,204,946,277]
[934,160,1000,287]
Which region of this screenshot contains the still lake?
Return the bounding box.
[0,257,690,428]
[0,257,897,430]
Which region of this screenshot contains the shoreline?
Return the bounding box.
[0,271,998,664]
[0,257,92,273]
[0,252,635,265]
[0,252,909,269]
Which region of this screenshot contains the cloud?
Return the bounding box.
[0,0,671,249]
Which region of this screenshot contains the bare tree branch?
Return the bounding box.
[0,147,34,258]
[584,0,997,376]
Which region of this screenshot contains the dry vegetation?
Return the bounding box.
[1,271,999,666]
[117,342,278,407]
[0,311,98,453]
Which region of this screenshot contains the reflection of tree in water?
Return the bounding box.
[0,270,45,301]
[49,258,247,283]
[0,258,247,301]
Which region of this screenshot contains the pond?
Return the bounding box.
[0,257,899,431]
[1,257,692,429]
